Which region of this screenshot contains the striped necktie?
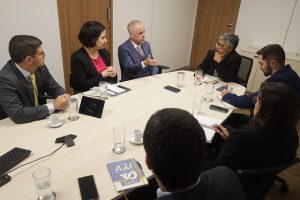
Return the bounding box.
[136,46,145,57]
[28,73,38,106]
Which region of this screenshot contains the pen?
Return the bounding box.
[217,95,228,108]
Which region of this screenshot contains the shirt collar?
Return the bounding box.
[156,177,201,198]
[15,63,31,78]
[130,39,141,49]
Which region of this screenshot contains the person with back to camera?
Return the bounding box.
[143,108,245,200]
[197,33,241,82]
[118,20,159,81]
[209,82,299,196]
[70,21,117,93]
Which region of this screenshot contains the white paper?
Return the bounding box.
[193,114,222,143]
[107,84,125,94]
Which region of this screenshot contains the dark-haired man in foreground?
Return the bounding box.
[143,108,245,200]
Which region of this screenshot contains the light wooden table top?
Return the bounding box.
[0,71,245,200]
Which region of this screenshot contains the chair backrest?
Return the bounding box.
[237,55,253,87]
[237,158,299,200]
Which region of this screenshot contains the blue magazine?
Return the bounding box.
[107,158,148,191]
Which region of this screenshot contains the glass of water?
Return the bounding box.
[194,69,203,85]
[112,126,126,154]
[32,168,56,200]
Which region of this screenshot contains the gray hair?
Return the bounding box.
[219,33,239,50]
[127,20,142,33]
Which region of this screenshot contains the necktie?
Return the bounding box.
[28,73,38,106]
[136,46,145,57]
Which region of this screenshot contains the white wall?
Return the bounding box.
[113,0,197,78]
[0,0,64,87]
[235,0,300,54]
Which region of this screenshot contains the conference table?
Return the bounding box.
[0,71,245,200]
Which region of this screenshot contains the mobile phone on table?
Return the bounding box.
[164,85,181,93]
[209,104,228,113]
[78,175,99,200]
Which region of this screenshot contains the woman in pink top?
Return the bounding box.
[70,21,117,92]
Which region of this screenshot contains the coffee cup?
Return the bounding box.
[49,114,60,125]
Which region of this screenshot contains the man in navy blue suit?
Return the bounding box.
[118,20,159,81]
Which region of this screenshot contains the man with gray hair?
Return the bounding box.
[118,20,159,81]
[197,33,241,82]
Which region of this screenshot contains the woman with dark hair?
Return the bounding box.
[209,82,299,170]
[197,33,241,82]
[70,21,117,92]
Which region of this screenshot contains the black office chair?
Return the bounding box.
[237,157,299,200]
[237,55,253,87]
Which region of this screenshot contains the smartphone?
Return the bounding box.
[216,85,228,92]
[78,175,99,200]
[164,85,181,93]
[209,105,229,113]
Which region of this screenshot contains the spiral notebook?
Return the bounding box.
[193,114,222,143]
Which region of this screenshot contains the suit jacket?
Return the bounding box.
[210,124,299,170]
[118,39,158,81]
[222,65,300,108]
[70,47,117,92]
[198,49,241,83]
[0,60,65,123]
[156,166,245,200]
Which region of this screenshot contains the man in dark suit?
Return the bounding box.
[118,20,159,81]
[143,108,245,200]
[0,35,69,124]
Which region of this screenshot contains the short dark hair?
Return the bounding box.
[9,35,42,63]
[78,21,105,48]
[143,108,206,192]
[256,44,285,66]
[254,82,298,132]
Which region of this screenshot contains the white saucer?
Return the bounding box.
[47,120,64,128]
[129,137,143,145]
[82,90,100,97]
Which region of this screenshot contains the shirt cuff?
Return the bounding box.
[46,103,55,115]
[141,61,146,68]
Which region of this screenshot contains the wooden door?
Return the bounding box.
[57,0,112,94]
[190,0,241,69]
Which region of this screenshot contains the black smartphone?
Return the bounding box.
[164,85,181,93]
[78,175,99,200]
[216,85,228,92]
[209,105,229,113]
[117,85,131,91]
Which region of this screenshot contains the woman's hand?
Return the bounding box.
[212,124,230,140]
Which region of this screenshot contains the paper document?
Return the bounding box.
[107,84,125,94]
[193,114,222,143]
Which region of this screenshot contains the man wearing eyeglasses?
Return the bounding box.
[0,35,69,124]
[197,33,241,82]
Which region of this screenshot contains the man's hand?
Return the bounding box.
[221,88,231,97]
[143,55,159,66]
[53,94,70,110]
[213,52,227,63]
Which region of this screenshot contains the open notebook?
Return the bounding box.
[193,114,222,143]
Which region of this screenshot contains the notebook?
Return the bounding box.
[193,114,222,143]
[107,158,148,192]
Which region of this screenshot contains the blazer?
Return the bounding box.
[70,47,117,92]
[222,65,300,108]
[209,124,299,170]
[118,39,158,81]
[0,60,65,123]
[198,49,241,83]
[156,166,245,200]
